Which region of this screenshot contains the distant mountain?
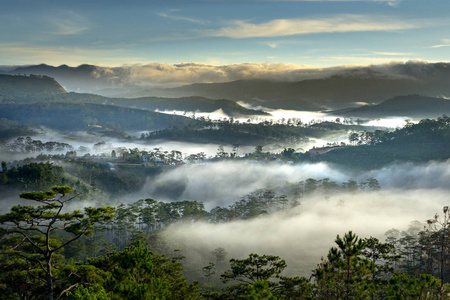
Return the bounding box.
[3,62,450,110]
[0,74,66,99]
[1,64,124,94]
[331,95,450,119]
[151,63,450,110]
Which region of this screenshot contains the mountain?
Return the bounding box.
[0,74,66,99]
[3,62,450,110]
[331,95,450,119]
[2,64,122,94]
[151,63,450,110]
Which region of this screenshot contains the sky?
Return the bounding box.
[1,0,450,68]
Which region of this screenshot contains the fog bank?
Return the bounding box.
[163,189,448,276]
[138,160,450,209]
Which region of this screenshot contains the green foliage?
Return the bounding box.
[67,284,110,300]
[142,118,309,146]
[386,273,441,299]
[0,187,115,300]
[221,253,287,295]
[313,231,374,299]
[321,115,450,169]
[0,162,66,191]
[87,242,200,300]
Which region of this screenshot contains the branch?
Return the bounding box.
[26,270,47,284]
[56,283,79,300]
[11,230,45,255]
[16,224,46,235]
[19,253,48,275]
[52,230,87,253]
[54,272,75,284]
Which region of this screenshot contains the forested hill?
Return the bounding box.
[53,93,269,117]
[0,102,195,132]
[0,74,66,99]
[313,115,450,170]
[332,95,450,118]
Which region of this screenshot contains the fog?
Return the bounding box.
[138,158,450,276]
[17,128,243,158]
[139,161,348,208]
[162,188,448,276]
[368,160,450,189]
[137,159,450,209]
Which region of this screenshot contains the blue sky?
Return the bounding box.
[1,0,449,68]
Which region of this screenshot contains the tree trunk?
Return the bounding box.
[47,255,53,300]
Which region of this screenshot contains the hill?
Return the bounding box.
[54,93,269,117]
[331,95,450,119]
[0,74,66,99]
[0,102,195,132]
[1,64,114,93]
[311,115,450,170]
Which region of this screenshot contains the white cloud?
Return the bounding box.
[48,12,89,35]
[374,51,413,56]
[157,10,207,25]
[210,15,415,39]
[431,38,450,48]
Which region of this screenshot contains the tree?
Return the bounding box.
[221,253,287,294]
[87,242,200,299]
[420,206,450,294]
[313,231,374,300]
[0,186,115,300]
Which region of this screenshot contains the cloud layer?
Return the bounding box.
[92,60,432,89]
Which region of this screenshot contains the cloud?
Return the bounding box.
[210,15,415,39]
[431,39,450,48]
[122,62,315,87]
[48,12,89,35]
[157,10,207,25]
[374,51,413,56]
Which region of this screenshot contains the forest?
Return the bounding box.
[1,185,450,299]
[1,74,450,299]
[0,115,450,299]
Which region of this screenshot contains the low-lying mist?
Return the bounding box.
[137,160,450,209]
[139,161,348,208]
[162,188,448,277]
